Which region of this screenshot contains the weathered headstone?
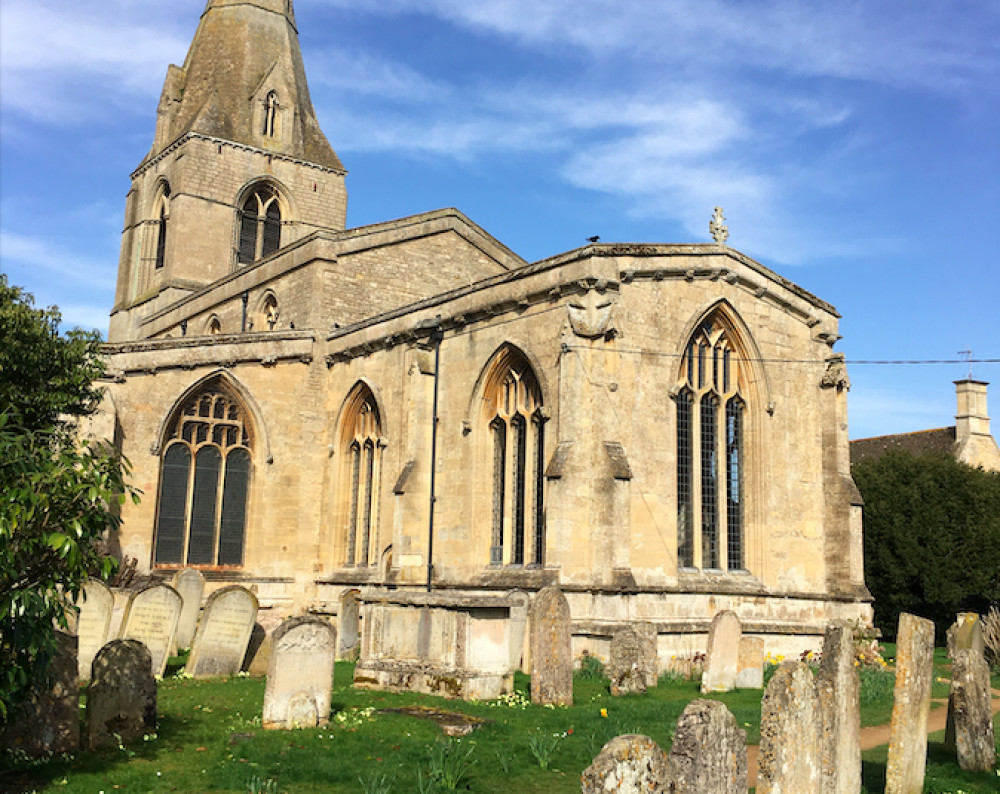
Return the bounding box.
[700,610,741,693]
[119,583,183,677]
[244,623,269,675]
[885,612,935,794]
[581,734,671,793]
[609,622,658,696]
[666,699,747,793]
[338,588,360,660]
[948,649,995,771]
[945,612,988,751]
[529,585,573,706]
[734,636,764,689]
[186,586,258,678]
[76,579,114,681]
[0,631,79,756]
[171,568,205,650]
[262,616,336,729]
[757,661,822,794]
[84,639,157,750]
[817,622,860,794]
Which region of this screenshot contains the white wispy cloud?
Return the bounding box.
[0,231,117,290]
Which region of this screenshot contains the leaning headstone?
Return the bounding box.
[262,616,336,729]
[949,649,995,771]
[244,623,270,675]
[817,622,861,794]
[609,622,658,695]
[667,699,747,793]
[581,734,671,793]
[701,610,741,693]
[757,661,822,794]
[885,612,935,794]
[186,586,258,678]
[76,579,114,681]
[529,585,573,706]
[84,639,157,750]
[119,583,183,677]
[946,612,991,752]
[171,568,205,650]
[338,589,360,660]
[0,631,79,756]
[734,636,764,689]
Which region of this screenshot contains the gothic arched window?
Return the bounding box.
[338,384,382,566]
[263,91,278,137]
[151,182,171,271]
[153,383,253,567]
[676,317,746,571]
[483,347,545,566]
[237,186,281,264]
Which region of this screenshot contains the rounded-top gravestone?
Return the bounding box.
[75,579,114,681]
[84,639,157,750]
[171,568,206,650]
[529,585,573,706]
[119,583,183,677]
[186,585,258,678]
[262,616,337,729]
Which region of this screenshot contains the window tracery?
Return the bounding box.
[154,183,170,270]
[676,317,745,571]
[339,385,382,566]
[154,384,252,567]
[237,185,281,265]
[484,349,545,566]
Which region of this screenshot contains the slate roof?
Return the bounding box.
[849,427,957,465]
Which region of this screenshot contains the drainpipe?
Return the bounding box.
[241,292,249,332]
[426,324,444,592]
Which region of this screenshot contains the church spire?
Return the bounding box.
[149,0,342,170]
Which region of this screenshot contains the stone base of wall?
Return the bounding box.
[353,660,512,700]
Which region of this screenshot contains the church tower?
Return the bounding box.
[109,0,347,342]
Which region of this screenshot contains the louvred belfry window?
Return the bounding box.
[675,318,745,571]
[154,385,253,567]
[237,186,281,264]
[485,347,545,567]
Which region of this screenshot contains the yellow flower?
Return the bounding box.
[600,708,608,718]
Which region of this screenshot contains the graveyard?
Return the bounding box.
[1,587,998,793]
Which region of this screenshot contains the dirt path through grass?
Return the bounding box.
[745,685,1000,787]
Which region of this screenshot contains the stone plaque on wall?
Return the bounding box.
[119,583,183,677]
[186,585,259,678]
[76,579,114,681]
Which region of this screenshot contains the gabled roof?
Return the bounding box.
[850,427,957,465]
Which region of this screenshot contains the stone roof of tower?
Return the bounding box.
[144,0,343,171]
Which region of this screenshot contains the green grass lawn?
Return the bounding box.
[3,656,998,793]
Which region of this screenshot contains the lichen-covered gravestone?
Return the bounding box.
[700,610,741,693]
[171,568,205,650]
[581,734,671,793]
[885,612,935,794]
[666,699,747,793]
[734,636,764,689]
[76,579,114,682]
[949,649,995,771]
[338,588,360,660]
[0,631,78,756]
[945,612,987,752]
[608,622,658,695]
[84,639,157,750]
[529,585,573,706]
[757,661,822,794]
[186,585,258,678]
[262,616,337,729]
[817,622,860,794]
[119,583,183,677]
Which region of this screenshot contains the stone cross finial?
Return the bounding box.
[710,207,729,244]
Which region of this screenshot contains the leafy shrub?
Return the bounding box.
[574,651,606,680]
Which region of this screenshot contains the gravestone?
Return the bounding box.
[885,612,935,794]
[171,568,205,650]
[529,585,573,706]
[817,622,860,794]
[506,590,530,671]
[243,623,269,675]
[667,699,747,793]
[338,589,360,660]
[76,579,114,681]
[734,636,764,689]
[84,639,157,750]
[262,616,337,729]
[949,649,995,771]
[120,583,183,677]
[609,622,658,696]
[945,612,987,751]
[186,586,258,678]
[0,631,78,756]
[757,661,822,794]
[580,734,671,793]
[701,610,741,693]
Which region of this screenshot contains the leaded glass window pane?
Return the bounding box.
[726,397,744,571]
[155,444,190,564]
[188,446,222,565]
[700,394,719,569]
[219,448,250,566]
[676,390,694,567]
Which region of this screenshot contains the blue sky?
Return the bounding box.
[1,0,997,439]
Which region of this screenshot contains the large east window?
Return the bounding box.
[676,319,745,571]
[154,385,252,567]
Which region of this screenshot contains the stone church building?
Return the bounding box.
[95,0,871,661]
